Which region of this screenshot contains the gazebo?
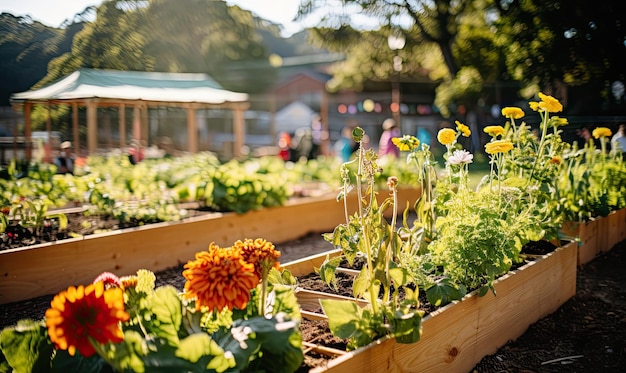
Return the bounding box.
[10,68,250,158]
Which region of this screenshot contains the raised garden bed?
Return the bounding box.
[0,188,420,304]
[284,240,578,373]
[560,207,626,266]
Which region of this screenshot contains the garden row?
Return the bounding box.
[1,93,625,372]
[1,191,623,372]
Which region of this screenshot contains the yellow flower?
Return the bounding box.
[183,243,259,311]
[437,128,456,145]
[455,121,471,137]
[392,135,420,151]
[501,107,525,119]
[549,116,568,127]
[529,101,541,111]
[45,281,129,357]
[537,92,563,113]
[233,238,281,277]
[484,125,505,137]
[592,127,612,139]
[485,140,514,155]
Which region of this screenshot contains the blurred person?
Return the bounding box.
[611,124,626,154]
[416,126,432,148]
[157,136,176,158]
[378,118,400,157]
[577,127,592,143]
[334,126,356,162]
[277,132,292,161]
[290,127,313,162]
[54,141,74,174]
[310,114,323,159]
[128,139,144,165]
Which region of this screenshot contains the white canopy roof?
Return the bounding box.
[11,68,248,104]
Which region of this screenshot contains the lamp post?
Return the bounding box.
[387,34,405,128]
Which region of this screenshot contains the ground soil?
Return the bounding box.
[1,213,625,372]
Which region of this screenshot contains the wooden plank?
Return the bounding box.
[282,249,341,277]
[606,208,626,249]
[296,289,369,312]
[310,241,577,373]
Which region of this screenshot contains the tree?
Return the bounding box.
[297,0,508,117]
[492,0,626,115]
[38,0,278,94]
[0,13,82,106]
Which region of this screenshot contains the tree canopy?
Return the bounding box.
[40,0,279,94]
[297,0,626,116]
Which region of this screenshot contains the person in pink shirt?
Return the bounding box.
[378,118,400,157]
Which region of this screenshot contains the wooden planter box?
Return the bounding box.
[0,188,420,304]
[285,241,578,373]
[560,207,626,266]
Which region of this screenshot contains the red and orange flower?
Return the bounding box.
[183,243,260,311]
[45,281,129,357]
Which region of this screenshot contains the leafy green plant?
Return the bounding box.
[1,198,67,245]
[0,239,303,372]
[319,127,423,350]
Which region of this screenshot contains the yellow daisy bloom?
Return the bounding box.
[392,135,420,151]
[485,140,514,155]
[549,116,569,127]
[529,102,541,111]
[484,125,505,137]
[501,107,525,119]
[455,121,471,137]
[437,128,456,145]
[537,92,563,113]
[592,127,612,139]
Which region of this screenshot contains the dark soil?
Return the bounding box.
[1,215,625,372]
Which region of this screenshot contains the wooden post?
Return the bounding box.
[72,103,79,156]
[132,105,141,142]
[186,105,197,153]
[86,100,98,155]
[119,103,126,148]
[233,106,245,158]
[24,102,32,161]
[140,104,149,146]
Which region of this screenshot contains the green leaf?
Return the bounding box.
[425,280,464,307]
[146,286,182,346]
[51,350,113,373]
[317,255,341,290]
[176,334,233,370]
[389,267,412,287]
[319,299,360,339]
[0,319,53,373]
[352,267,371,299]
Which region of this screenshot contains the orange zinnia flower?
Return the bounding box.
[233,238,281,277]
[45,281,129,357]
[183,243,260,311]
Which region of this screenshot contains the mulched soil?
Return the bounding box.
[1,216,625,372]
